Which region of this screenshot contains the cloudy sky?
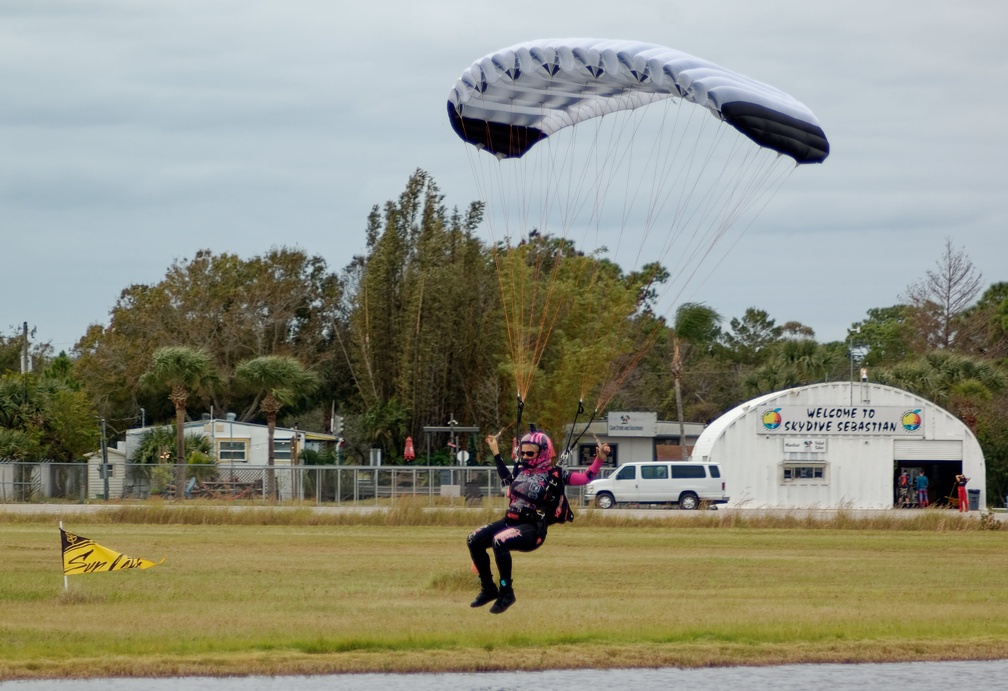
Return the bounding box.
[2,0,1005,354]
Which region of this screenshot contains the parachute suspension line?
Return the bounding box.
[459,102,536,404]
[559,399,584,466]
[671,127,744,272]
[682,156,795,302]
[491,243,523,400]
[660,113,723,264]
[636,97,691,266]
[659,136,793,310]
[559,399,591,467]
[593,314,666,414]
[528,244,569,391]
[580,89,658,255]
[499,229,566,403]
[589,92,638,240]
[471,152,547,412]
[561,403,600,466]
[462,120,528,403]
[517,88,593,403]
[641,119,748,308]
[562,98,698,415]
[509,393,525,478]
[474,95,533,402]
[558,106,604,244]
[590,112,707,406]
[590,121,748,412]
[616,94,676,256]
[586,151,798,415]
[595,142,799,412]
[486,84,570,404]
[592,98,642,255]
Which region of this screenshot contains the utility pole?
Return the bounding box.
[848,327,860,406]
[21,322,30,402]
[20,321,30,374]
[100,418,110,501]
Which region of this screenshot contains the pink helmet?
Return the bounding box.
[519,430,555,469]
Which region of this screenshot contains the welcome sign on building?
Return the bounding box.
[758,405,925,436]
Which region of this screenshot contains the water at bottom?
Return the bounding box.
[3,660,1006,691]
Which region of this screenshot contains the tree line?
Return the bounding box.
[3,170,1006,497]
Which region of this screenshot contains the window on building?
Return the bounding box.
[780,463,827,483]
[274,439,292,461]
[579,443,618,467]
[219,440,247,462]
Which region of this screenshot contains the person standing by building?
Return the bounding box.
[897,469,911,508]
[956,473,971,512]
[915,469,929,508]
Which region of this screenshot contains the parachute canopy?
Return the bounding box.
[447,39,830,421]
[448,38,828,164]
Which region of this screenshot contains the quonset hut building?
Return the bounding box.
[690,381,986,510]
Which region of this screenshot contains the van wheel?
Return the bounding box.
[595,493,615,509]
[678,492,699,510]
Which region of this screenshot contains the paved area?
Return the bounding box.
[2,502,1005,522]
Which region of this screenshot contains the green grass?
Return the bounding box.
[1,503,1007,679]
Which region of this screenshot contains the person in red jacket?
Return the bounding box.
[956,473,971,512]
[466,429,608,614]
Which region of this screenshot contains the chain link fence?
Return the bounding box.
[0,461,597,506]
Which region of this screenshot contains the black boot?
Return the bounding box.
[470,577,499,608]
[489,581,516,614]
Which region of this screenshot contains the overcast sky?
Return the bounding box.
[2,0,1005,354]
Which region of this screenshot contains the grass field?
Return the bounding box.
[2,503,1007,680]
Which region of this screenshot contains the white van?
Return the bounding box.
[584,461,728,510]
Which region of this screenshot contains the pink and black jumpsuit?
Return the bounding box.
[466,453,603,586]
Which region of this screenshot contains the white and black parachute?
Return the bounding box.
[448,38,828,164]
[447,38,829,415]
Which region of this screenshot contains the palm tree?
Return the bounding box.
[235,355,317,499]
[143,347,217,500]
[744,339,844,396]
[669,303,721,460]
[875,351,1005,417]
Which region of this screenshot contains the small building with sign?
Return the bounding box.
[569,411,707,467]
[85,418,337,500]
[690,381,986,509]
[85,445,127,500]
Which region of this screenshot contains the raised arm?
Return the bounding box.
[566,442,610,486]
[486,434,513,485]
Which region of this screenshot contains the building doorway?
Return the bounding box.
[894,460,962,508]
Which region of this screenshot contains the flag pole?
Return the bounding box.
[59,521,68,592]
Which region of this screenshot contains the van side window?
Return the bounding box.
[615,465,636,480]
[640,465,668,480]
[709,466,721,478]
[670,465,706,479]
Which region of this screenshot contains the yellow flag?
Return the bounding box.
[61,528,165,576]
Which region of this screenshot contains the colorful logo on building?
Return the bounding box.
[761,408,782,430]
[901,409,922,432]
